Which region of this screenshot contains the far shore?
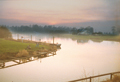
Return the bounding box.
[51,33,120,42]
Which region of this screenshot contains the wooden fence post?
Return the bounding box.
[90,77,91,82]
[110,73,113,80]
[3,62,5,68]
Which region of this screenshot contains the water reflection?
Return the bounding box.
[77,39,89,44]
[77,39,104,44]
[1,33,120,82]
[0,51,57,69]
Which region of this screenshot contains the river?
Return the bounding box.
[0,33,120,82]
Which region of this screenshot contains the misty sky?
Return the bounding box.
[0,0,120,32]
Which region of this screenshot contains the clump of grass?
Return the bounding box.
[0,54,10,60]
[33,51,38,56]
[104,75,120,82]
[16,49,29,57]
[40,49,48,52]
[49,46,57,51]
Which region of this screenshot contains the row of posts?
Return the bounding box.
[16,34,54,44]
[16,34,33,42]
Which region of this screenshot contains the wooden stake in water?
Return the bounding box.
[17,34,19,39]
[21,36,23,43]
[53,36,54,44]
[31,35,32,41]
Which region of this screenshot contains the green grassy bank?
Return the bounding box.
[0,38,50,54]
[0,38,56,60]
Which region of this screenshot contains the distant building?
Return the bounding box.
[77,26,94,35]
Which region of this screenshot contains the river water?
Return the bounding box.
[0,33,120,82]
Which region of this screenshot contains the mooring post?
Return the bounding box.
[90,77,91,82]
[110,73,113,80]
[21,36,23,43]
[31,35,32,41]
[17,34,19,39]
[53,36,54,44]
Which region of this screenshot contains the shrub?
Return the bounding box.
[33,51,38,55]
[42,49,48,52]
[16,49,29,57]
[49,46,57,51]
[0,54,10,60]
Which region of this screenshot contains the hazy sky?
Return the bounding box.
[0,0,120,31]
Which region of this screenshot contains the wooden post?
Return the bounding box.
[16,34,17,39]
[17,34,19,39]
[39,39,41,42]
[90,77,91,82]
[2,62,5,68]
[21,36,23,43]
[31,35,32,41]
[110,73,113,80]
[53,36,54,44]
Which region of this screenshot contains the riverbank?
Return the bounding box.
[53,34,120,42]
[0,38,58,60]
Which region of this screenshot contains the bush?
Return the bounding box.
[0,26,12,38]
[0,54,10,60]
[33,51,38,55]
[49,46,57,51]
[16,49,29,57]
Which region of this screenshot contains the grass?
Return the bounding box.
[0,38,48,54]
[0,38,56,59]
[16,49,29,57]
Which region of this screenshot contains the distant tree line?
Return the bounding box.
[8,25,71,34]
[0,26,12,38]
[7,25,94,34]
[6,24,119,35]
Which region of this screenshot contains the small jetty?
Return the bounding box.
[50,36,61,47]
[0,50,57,69]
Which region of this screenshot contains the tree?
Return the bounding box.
[0,26,12,38]
[112,26,117,35]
